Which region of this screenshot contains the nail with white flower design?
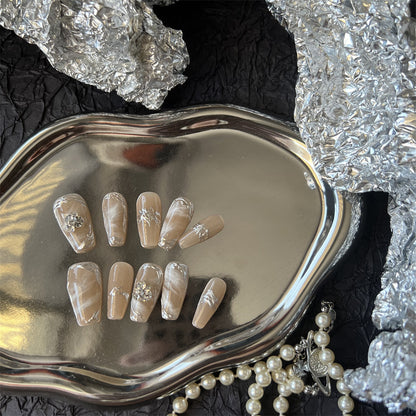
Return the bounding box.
[192,277,226,329]
[130,263,163,323]
[178,215,224,249]
[136,192,162,249]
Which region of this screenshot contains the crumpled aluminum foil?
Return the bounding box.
[0,0,188,110]
[267,0,416,412]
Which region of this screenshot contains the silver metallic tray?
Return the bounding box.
[0,105,358,405]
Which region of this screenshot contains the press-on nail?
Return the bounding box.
[102,192,128,247]
[158,197,194,250]
[107,262,134,320]
[130,263,163,322]
[161,262,189,320]
[53,193,95,253]
[67,262,102,326]
[136,192,162,248]
[179,215,224,249]
[192,277,226,329]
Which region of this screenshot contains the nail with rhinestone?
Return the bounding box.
[161,262,189,320]
[192,277,226,329]
[158,197,194,250]
[53,193,95,253]
[107,262,134,320]
[136,192,162,249]
[130,263,163,322]
[67,262,102,326]
[178,215,224,249]
[102,192,128,247]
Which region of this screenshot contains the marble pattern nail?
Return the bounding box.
[161,262,189,320]
[53,193,95,253]
[130,263,163,323]
[102,192,128,247]
[158,197,194,250]
[136,192,162,248]
[107,262,134,320]
[179,215,224,249]
[67,262,102,326]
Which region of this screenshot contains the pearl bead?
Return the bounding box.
[338,395,354,413]
[288,376,304,394]
[200,373,216,390]
[271,369,287,384]
[314,330,330,347]
[328,363,344,380]
[256,371,272,387]
[319,348,335,364]
[185,383,201,399]
[315,312,331,329]
[248,383,264,400]
[172,397,188,414]
[278,382,292,397]
[237,365,252,380]
[336,379,351,395]
[246,398,261,415]
[273,396,289,414]
[280,344,296,361]
[219,369,234,386]
[253,361,267,374]
[266,355,282,371]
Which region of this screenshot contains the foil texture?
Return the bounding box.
[0,0,188,110]
[267,0,416,412]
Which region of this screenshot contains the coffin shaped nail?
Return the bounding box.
[67,262,102,326]
[130,263,163,322]
[161,262,189,320]
[107,262,134,320]
[178,215,224,249]
[192,277,226,329]
[158,197,194,250]
[102,192,128,247]
[53,193,95,253]
[136,192,162,248]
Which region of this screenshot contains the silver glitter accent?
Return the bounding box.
[193,223,209,242]
[64,214,84,232]
[267,0,416,410]
[201,289,219,308]
[0,0,188,110]
[109,287,130,301]
[132,281,152,302]
[138,208,161,226]
[308,348,328,378]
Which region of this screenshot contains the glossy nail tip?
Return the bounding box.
[161,262,189,320]
[130,263,163,323]
[192,277,226,329]
[67,262,102,326]
[179,215,224,249]
[136,192,162,249]
[107,262,134,320]
[53,193,95,253]
[102,192,128,247]
[158,197,194,250]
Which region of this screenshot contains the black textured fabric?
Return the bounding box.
[0,1,414,415]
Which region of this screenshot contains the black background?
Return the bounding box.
[0,1,415,415]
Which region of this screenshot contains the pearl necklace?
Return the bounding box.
[167,301,355,416]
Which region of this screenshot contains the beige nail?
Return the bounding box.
[53,193,95,253]
[67,262,102,326]
[136,192,162,248]
[130,263,163,323]
[178,215,224,249]
[159,197,194,250]
[192,277,226,329]
[102,192,128,247]
[107,262,134,320]
[161,262,189,320]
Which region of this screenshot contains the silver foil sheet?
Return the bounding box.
[267,0,416,412]
[0,0,188,109]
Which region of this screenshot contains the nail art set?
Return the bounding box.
[54,191,226,328]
